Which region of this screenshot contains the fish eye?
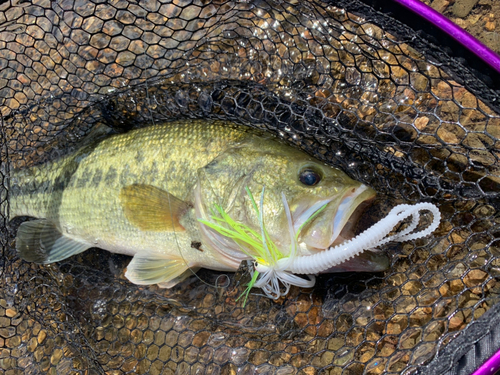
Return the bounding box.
[299,168,322,186]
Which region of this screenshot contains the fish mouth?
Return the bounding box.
[329,186,375,247]
[297,184,390,273]
[298,184,377,253]
[330,184,376,246]
[323,192,391,273]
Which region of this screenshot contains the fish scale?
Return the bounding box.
[11,120,249,269]
[11,121,246,219]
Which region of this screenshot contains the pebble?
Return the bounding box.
[0,327,15,338]
[469,14,482,25]
[37,330,47,344]
[414,116,429,130]
[449,311,466,330]
[431,0,450,13]
[452,0,479,18]
[453,18,470,29]
[464,269,488,289]
[485,14,496,31]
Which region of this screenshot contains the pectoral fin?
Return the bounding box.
[16,219,90,264]
[120,184,190,232]
[125,251,193,286]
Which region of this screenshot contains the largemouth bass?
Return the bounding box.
[9,120,387,287]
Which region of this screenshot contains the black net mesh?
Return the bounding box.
[1,0,500,373]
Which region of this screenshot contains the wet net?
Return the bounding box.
[1,0,500,374]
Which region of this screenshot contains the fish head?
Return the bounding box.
[196,135,387,272]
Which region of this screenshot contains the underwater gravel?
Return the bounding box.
[420,0,500,53]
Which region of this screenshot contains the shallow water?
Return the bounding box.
[1,0,500,374]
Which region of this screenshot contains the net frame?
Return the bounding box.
[1,0,500,374]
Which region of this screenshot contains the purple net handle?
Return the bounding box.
[472,348,500,375]
[392,0,500,74]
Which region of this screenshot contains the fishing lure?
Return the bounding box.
[199,188,441,305]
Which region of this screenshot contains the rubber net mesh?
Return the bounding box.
[1,0,500,374]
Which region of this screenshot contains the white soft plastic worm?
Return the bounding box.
[287,202,441,275]
[252,197,441,299]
